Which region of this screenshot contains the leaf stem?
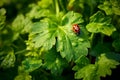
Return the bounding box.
[39,69,50,76]
[89,33,95,63]
[59,0,67,13]
[55,0,60,16]
[89,33,95,48]
[15,49,28,55]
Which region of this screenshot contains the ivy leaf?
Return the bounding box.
[57,11,89,61]
[96,54,120,77]
[12,14,32,40]
[74,53,119,80]
[14,73,32,80]
[43,48,68,75]
[72,55,90,71]
[62,11,84,25]
[21,58,42,72]
[86,11,116,36]
[26,4,51,19]
[27,11,89,61]
[37,0,53,9]
[98,1,113,15]
[73,39,90,59]
[56,29,74,61]
[1,48,16,68]
[112,38,120,52]
[30,21,57,50]
[74,64,100,80]
[98,0,120,15]
[0,8,6,30]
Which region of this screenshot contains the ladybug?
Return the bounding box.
[72,24,80,35]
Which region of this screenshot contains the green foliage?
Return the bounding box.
[0,8,6,29]
[14,73,32,80]
[0,0,120,80]
[27,11,89,61]
[75,64,99,80]
[0,48,15,68]
[98,0,120,15]
[12,14,32,40]
[112,38,120,52]
[74,54,119,80]
[20,58,42,73]
[86,11,116,36]
[96,54,119,77]
[43,48,68,75]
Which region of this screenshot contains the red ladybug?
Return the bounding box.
[72,24,80,35]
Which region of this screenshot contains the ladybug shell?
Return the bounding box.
[72,24,80,35]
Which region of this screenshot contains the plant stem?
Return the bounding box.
[55,0,60,16]
[89,33,95,63]
[59,0,67,13]
[15,49,28,55]
[89,33,95,48]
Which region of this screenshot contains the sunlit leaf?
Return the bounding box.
[26,4,51,19]
[14,73,32,80]
[30,21,57,50]
[62,11,84,25]
[0,8,6,30]
[98,1,113,15]
[96,54,120,77]
[74,53,119,80]
[57,11,89,61]
[75,64,100,80]
[27,11,89,61]
[38,0,53,8]
[98,0,120,15]
[1,48,16,68]
[12,14,32,40]
[21,58,42,72]
[86,11,116,36]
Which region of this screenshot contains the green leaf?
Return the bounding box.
[1,48,16,68]
[56,29,74,61]
[75,64,100,80]
[74,53,120,80]
[112,38,120,52]
[72,55,90,71]
[62,11,84,25]
[26,4,51,19]
[96,54,120,77]
[0,8,6,30]
[21,58,42,72]
[12,14,32,40]
[27,11,89,61]
[30,21,57,50]
[57,11,89,61]
[73,39,90,59]
[86,11,116,36]
[38,0,53,8]
[98,1,113,15]
[98,0,120,15]
[12,14,25,32]
[14,73,32,80]
[43,48,68,75]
